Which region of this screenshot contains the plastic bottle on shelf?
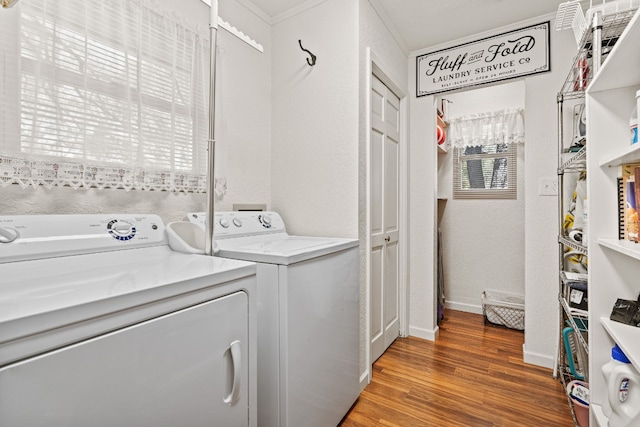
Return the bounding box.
[574,55,589,92]
[602,345,627,417]
[601,344,640,426]
[631,90,640,145]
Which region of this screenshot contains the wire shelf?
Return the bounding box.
[559,146,587,173]
[559,9,637,96]
[558,365,582,427]
[560,294,589,353]
[559,236,588,255]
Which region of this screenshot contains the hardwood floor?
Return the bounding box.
[340,309,574,427]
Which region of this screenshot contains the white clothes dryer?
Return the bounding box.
[188,211,360,427]
[0,214,258,427]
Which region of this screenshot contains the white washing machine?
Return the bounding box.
[0,214,258,427]
[188,211,360,427]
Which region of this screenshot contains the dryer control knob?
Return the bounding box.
[219,218,230,228]
[0,227,19,243]
[258,214,272,228]
[232,218,243,227]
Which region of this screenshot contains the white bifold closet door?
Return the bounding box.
[370,74,400,363]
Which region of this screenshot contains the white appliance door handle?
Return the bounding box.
[223,340,242,405]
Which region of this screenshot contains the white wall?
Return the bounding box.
[523,26,576,368]
[408,73,439,340]
[270,0,379,384]
[437,81,525,314]
[270,0,409,386]
[0,0,272,223]
[213,0,273,211]
[270,0,359,238]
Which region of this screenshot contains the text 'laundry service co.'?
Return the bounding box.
[416,22,550,97]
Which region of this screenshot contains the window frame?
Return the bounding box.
[453,143,517,200]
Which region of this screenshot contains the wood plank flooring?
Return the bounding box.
[339,309,573,427]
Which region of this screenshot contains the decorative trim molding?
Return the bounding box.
[236,0,272,25]
[234,0,328,26]
[199,0,265,50]
[367,0,409,55]
[218,17,264,52]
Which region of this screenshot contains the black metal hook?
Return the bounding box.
[298,39,316,66]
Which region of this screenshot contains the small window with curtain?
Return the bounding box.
[448,109,524,200]
[0,0,210,192]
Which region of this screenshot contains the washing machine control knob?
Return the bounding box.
[107,220,137,241]
[219,218,230,228]
[232,218,242,227]
[258,214,272,228]
[0,227,19,243]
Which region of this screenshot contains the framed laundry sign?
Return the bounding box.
[416,21,550,96]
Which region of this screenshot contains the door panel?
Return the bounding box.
[370,74,401,363]
[370,245,383,358]
[385,135,399,234]
[371,82,384,124]
[386,95,400,132]
[371,129,384,237]
[384,241,399,336]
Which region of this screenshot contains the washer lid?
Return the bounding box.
[217,235,358,265]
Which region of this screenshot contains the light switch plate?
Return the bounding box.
[539,177,558,196]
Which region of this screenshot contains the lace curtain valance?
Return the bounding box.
[447,108,525,149]
[0,0,210,192]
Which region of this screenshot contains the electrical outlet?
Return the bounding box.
[539,177,558,196]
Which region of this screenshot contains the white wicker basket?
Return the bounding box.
[481,290,525,330]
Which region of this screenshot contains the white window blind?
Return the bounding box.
[0,0,210,192]
[453,143,517,199]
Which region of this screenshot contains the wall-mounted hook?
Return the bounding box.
[298,39,317,66]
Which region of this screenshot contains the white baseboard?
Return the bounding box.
[359,370,369,391]
[523,344,555,369]
[445,300,483,315]
[409,324,439,341]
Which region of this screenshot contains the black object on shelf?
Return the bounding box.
[568,282,588,311]
[610,296,640,327]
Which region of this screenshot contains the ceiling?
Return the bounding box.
[246,0,566,52]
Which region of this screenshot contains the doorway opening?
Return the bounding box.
[436,80,526,318]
